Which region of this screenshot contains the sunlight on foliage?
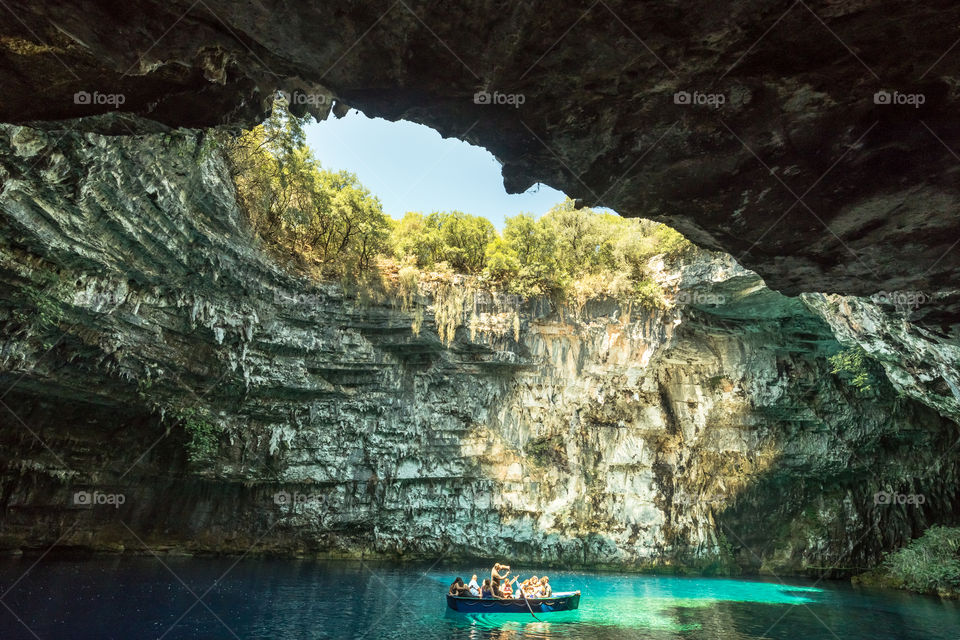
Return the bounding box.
[220,95,694,340]
[224,95,389,277]
[389,198,690,308]
[397,264,420,312]
[433,280,473,346]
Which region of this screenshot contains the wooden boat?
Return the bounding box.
[446,591,581,614]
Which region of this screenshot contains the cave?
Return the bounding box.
[0,1,959,638]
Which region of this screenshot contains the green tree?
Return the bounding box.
[483,237,520,280]
[226,107,689,310]
[390,212,436,266]
[828,346,876,393]
[542,200,604,274]
[390,210,495,273]
[317,170,388,270]
[501,213,561,296]
[882,526,960,595]
[426,211,496,273]
[491,200,689,305]
[224,95,389,276]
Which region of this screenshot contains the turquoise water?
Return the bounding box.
[1,557,959,639]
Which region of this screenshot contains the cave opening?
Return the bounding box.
[303,107,568,229]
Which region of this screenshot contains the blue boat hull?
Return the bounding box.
[446,591,580,613]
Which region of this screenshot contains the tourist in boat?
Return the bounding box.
[540,576,552,597]
[448,577,470,596]
[480,578,494,599]
[517,577,532,598]
[467,574,480,597]
[528,577,542,598]
[500,576,515,598]
[528,576,541,597]
[531,576,548,597]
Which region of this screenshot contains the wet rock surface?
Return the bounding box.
[0,126,955,575]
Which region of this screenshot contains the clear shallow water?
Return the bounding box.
[1,557,959,639]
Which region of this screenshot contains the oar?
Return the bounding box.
[518,587,542,622]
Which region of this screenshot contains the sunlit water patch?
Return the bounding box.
[432,572,824,635]
[1,558,959,639]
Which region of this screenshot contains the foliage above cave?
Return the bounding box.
[221,96,690,310]
[223,96,390,276]
[392,198,690,306]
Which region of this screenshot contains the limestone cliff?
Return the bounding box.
[0,124,956,576]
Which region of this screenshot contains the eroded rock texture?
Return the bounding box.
[0,1,958,306]
[804,292,960,424]
[0,126,955,574]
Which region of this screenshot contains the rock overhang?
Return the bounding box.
[0,0,958,309]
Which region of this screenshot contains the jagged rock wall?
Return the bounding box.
[0,125,956,574]
[804,293,960,425]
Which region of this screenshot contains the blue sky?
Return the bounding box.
[303,109,568,229]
